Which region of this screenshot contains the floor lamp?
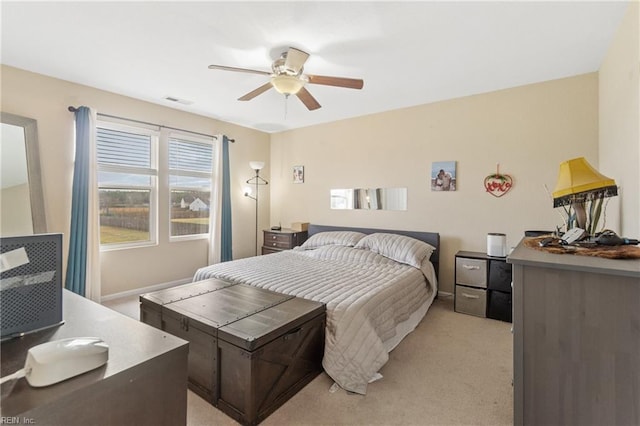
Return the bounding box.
[244,161,268,256]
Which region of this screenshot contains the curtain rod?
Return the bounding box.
[67,106,235,142]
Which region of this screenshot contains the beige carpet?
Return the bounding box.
[103,295,513,425]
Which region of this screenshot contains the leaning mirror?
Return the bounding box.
[330,187,407,210]
[1,112,46,236]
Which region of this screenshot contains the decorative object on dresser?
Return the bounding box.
[244,161,268,256]
[509,239,640,426]
[454,251,512,322]
[524,235,640,259]
[262,228,308,254]
[140,279,325,426]
[552,156,618,235]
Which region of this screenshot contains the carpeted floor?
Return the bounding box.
[103,294,513,425]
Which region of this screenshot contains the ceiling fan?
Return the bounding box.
[208,47,364,111]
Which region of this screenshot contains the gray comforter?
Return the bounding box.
[193,244,437,394]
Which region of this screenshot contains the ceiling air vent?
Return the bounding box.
[163,96,193,105]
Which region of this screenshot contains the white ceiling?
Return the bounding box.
[1,1,629,133]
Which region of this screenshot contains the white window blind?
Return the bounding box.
[96,124,158,247]
[169,138,212,173]
[97,127,154,172]
[168,135,213,238]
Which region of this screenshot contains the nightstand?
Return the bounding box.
[262,229,308,255]
[454,250,512,322]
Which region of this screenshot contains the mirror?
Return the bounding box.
[1,112,46,236]
[330,187,407,210]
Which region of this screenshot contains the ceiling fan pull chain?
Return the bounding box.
[284,94,289,119]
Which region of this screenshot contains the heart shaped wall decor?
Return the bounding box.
[484,164,513,197]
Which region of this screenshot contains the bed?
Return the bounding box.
[193,224,440,395]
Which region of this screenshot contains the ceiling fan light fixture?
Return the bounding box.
[208,46,362,111]
[271,75,305,95]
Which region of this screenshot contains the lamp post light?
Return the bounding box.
[245,161,268,256]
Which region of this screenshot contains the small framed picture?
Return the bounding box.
[293,165,304,184]
[431,161,456,191]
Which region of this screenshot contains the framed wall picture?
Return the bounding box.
[431,161,457,191]
[293,165,304,184]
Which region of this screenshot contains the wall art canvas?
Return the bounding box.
[431,161,456,191]
[293,165,304,183]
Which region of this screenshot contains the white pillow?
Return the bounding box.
[299,231,366,249]
[354,233,435,268]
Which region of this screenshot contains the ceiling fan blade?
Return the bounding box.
[238,82,273,101]
[296,87,321,111]
[208,64,270,76]
[307,74,364,90]
[284,47,310,74]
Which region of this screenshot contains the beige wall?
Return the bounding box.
[6,32,634,297]
[270,74,599,293]
[599,1,639,237]
[1,65,270,296]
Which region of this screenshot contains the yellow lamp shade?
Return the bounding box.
[552,157,617,207]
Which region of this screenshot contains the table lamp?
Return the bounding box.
[552,157,618,235]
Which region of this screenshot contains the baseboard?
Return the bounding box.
[438,291,453,299]
[101,277,192,302]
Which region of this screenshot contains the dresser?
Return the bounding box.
[262,229,308,254]
[508,240,640,426]
[1,289,188,425]
[454,251,512,322]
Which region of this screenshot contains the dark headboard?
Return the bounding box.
[308,224,440,279]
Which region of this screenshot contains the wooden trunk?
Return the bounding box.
[140,279,325,426]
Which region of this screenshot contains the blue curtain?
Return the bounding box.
[65,106,91,295]
[220,136,233,261]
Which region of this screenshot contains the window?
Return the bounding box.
[97,124,157,248]
[168,135,213,238]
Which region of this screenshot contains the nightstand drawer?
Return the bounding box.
[455,286,487,318]
[264,239,292,249]
[264,232,292,244]
[456,257,487,288]
[261,246,281,255]
[262,229,308,254]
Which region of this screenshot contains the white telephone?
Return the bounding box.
[0,337,108,388]
[562,228,586,244]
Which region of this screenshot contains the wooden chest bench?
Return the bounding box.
[140,278,325,426]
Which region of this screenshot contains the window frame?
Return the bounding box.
[96,120,159,251]
[167,131,215,242]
